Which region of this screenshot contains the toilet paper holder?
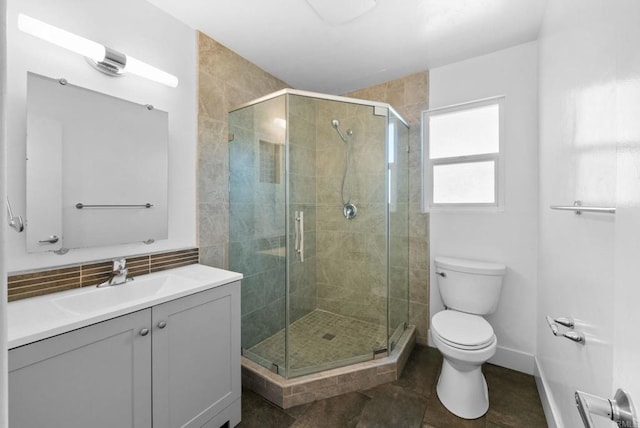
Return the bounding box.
[575,389,637,428]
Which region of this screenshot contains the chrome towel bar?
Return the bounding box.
[550,200,615,215]
[76,203,153,209]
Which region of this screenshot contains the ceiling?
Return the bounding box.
[147,0,548,95]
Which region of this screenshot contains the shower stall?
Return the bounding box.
[229,89,409,379]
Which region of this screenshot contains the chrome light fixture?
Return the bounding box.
[17,14,179,88]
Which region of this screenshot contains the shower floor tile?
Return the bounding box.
[247,309,387,373]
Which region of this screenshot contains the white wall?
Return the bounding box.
[428,42,539,374]
[537,1,640,426]
[611,0,640,417]
[1,0,9,424]
[5,0,197,272]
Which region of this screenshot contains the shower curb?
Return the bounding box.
[241,325,416,409]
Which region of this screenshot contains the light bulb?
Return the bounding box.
[18,14,105,62]
[124,55,179,88]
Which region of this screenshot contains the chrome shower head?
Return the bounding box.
[331,119,352,143]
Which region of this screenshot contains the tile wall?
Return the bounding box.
[313,98,389,326]
[197,32,289,269]
[229,95,289,349]
[287,95,318,324]
[198,33,290,349]
[346,72,430,344]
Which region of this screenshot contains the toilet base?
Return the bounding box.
[436,357,489,419]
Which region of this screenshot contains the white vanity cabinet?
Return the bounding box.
[152,281,241,428]
[9,280,241,428]
[9,309,152,428]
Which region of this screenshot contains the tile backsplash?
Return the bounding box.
[7,248,199,302]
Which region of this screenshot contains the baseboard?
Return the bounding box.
[534,356,563,428]
[427,328,535,375]
[488,345,534,375]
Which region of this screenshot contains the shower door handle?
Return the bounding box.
[295,211,304,262]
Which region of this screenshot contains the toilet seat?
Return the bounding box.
[432,310,495,350]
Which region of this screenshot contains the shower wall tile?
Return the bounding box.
[197,32,289,267]
[199,244,227,269]
[289,94,316,123]
[315,98,388,327]
[409,301,429,343]
[287,96,319,326]
[289,146,316,176]
[409,265,429,303]
[241,309,271,349]
[199,32,293,352]
[199,202,229,248]
[346,71,431,345]
[241,273,267,315]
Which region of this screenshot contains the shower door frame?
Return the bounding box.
[230,89,409,380]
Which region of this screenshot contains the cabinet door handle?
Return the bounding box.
[157,321,167,329]
[139,328,149,336]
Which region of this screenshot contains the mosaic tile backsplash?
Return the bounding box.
[7,248,199,301]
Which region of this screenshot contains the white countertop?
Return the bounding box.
[8,264,242,349]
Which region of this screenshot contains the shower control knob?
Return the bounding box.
[157,321,167,329]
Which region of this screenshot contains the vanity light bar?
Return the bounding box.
[17,14,179,88]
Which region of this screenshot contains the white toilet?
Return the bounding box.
[431,256,506,419]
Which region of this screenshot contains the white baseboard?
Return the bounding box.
[534,356,563,428]
[427,328,535,375]
[489,344,534,375]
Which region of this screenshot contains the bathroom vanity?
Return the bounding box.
[7,264,242,428]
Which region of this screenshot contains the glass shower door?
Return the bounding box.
[388,113,410,350]
[229,95,287,374]
[286,95,390,377]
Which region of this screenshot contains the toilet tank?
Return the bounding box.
[434,257,506,315]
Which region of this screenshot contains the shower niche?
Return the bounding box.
[229,90,410,379]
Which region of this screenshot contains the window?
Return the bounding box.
[422,97,504,210]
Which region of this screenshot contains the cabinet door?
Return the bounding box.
[9,309,152,428]
[152,282,241,428]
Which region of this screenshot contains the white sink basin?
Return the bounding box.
[53,274,196,315]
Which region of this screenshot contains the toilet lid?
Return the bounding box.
[431,311,495,349]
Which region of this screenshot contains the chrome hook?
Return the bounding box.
[6,197,24,233]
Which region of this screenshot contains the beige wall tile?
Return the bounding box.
[346,71,431,345]
[197,32,289,269]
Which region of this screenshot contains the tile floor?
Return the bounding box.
[248,309,388,372]
[238,345,547,427]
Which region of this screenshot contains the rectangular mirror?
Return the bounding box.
[26,72,169,253]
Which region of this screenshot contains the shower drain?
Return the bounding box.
[322,333,336,341]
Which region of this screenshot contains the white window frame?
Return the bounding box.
[422,96,505,212]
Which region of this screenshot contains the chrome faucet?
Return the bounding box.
[97,258,133,287]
